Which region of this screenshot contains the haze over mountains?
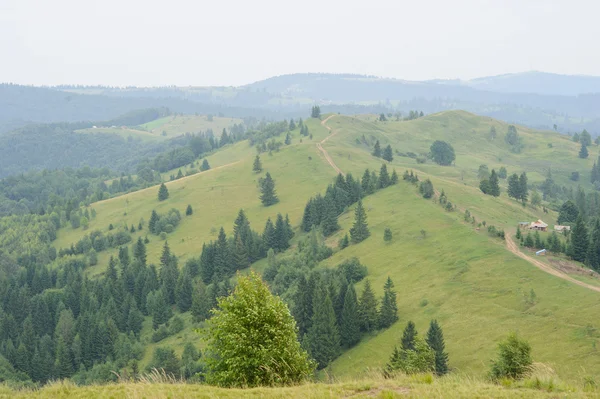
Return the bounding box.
[3,71,600,136]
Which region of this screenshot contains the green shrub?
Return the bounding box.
[489,333,532,381]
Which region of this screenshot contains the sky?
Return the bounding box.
[1,0,599,87]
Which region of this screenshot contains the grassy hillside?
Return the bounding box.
[138,115,243,138]
[2,373,596,398]
[50,111,600,381]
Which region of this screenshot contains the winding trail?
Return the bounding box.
[318,115,344,175]
[505,234,600,293]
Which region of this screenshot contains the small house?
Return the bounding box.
[535,249,547,256]
[554,225,571,232]
[529,220,548,232]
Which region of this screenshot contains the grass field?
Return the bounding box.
[51,111,600,380]
[74,127,167,141]
[2,372,597,398]
[138,115,243,138]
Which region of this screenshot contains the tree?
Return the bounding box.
[430,141,455,166]
[176,270,193,312]
[579,143,589,159]
[321,197,340,236]
[384,228,392,242]
[260,172,279,206]
[378,277,398,328]
[200,159,211,171]
[186,204,193,216]
[489,126,497,140]
[372,140,382,158]
[340,284,360,348]
[489,333,532,381]
[557,200,579,225]
[507,173,520,200]
[350,201,370,243]
[390,169,399,185]
[149,210,159,233]
[426,320,449,375]
[379,164,390,188]
[289,119,296,130]
[148,347,181,376]
[588,219,600,271]
[530,190,541,209]
[580,129,592,146]
[498,167,507,179]
[518,172,528,203]
[311,105,321,119]
[134,237,147,266]
[379,113,387,122]
[505,125,521,152]
[176,169,184,179]
[488,169,500,197]
[252,155,263,173]
[206,272,315,387]
[306,283,341,369]
[382,145,393,162]
[358,279,378,332]
[419,179,434,199]
[477,164,490,181]
[387,337,435,375]
[568,216,588,262]
[158,183,169,201]
[401,321,418,351]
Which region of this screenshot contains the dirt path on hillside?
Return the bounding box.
[505,234,600,293]
[318,115,344,175]
[95,160,242,206]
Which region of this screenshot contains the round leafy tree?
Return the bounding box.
[206,271,315,387]
[430,140,455,166]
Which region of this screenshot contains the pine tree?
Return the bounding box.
[260,172,279,206]
[379,164,390,188]
[158,183,169,201]
[311,105,321,118]
[382,145,394,162]
[401,321,418,351]
[488,169,500,197]
[263,218,277,251]
[232,233,249,270]
[507,173,520,200]
[252,155,263,173]
[151,290,172,328]
[568,216,589,262]
[321,196,340,236]
[340,284,360,347]
[306,284,340,369]
[118,246,130,267]
[292,275,313,337]
[214,227,231,279]
[390,169,399,185]
[191,283,211,322]
[176,270,193,312]
[358,279,378,332]
[519,172,528,203]
[176,169,184,179]
[378,277,398,328]
[289,119,296,130]
[54,337,73,378]
[579,143,589,159]
[149,210,159,233]
[372,140,382,157]
[134,237,147,266]
[361,169,372,195]
[185,204,193,216]
[350,201,370,243]
[274,213,290,251]
[426,320,449,375]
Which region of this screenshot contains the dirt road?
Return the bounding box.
[505,234,600,293]
[318,115,344,175]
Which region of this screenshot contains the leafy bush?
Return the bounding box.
[386,337,435,374]
[489,333,532,381]
[337,257,368,283]
[419,179,435,199]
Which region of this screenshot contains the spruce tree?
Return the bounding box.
[285,132,291,145]
[587,219,600,271]
[350,200,370,243]
[518,172,528,203]
[358,279,378,332]
[201,159,211,171]
[488,169,500,197]
[186,204,193,216]
[274,213,290,251]
[232,233,249,270]
[580,143,589,159]
[340,284,361,347]
[382,145,394,162]
[378,277,398,328]
[214,227,231,279]
[191,283,211,322]
[158,183,169,201]
[306,284,340,369]
[379,163,390,188]
[372,140,382,157]
[321,196,340,236]
[176,270,193,312]
[263,218,277,251]
[292,275,313,337]
[401,321,418,351]
[260,172,279,206]
[507,173,520,200]
[149,210,159,233]
[390,169,399,185]
[176,169,184,179]
[151,290,172,328]
[568,216,589,262]
[426,320,449,375]
[252,155,263,173]
[361,169,372,195]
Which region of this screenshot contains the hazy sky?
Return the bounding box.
[1,0,599,87]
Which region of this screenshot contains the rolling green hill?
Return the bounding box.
[48,110,600,385]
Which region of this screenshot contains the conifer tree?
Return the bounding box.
[426,320,449,375]
[186,204,193,216]
[321,196,340,236]
[150,290,172,328]
[134,237,147,266]
[191,283,211,322]
[568,216,589,262]
[361,169,372,195]
[285,132,291,145]
[149,210,159,233]
[382,144,394,162]
[158,183,169,201]
[118,246,130,268]
[54,337,73,378]
[260,172,279,206]
[252,155,263,173]
[379,164,390,188]
[587,219,600,271]
[306,284,340,369]
[390,169,399,185]
[289,119,296,130]
[176,169,184,179]
[350,200,370,243]
[580,143,589,159]
[263,218,277,251]
[518,172,528,203]
[201,159,211,171]
[340,284,361,347]
[214,227,232,278]
[232,233,249,270]
[292,275,313,337]
[401,321,418,351]
[358,279,378,332]
[274,213,290,251]
[488,169,500,197]
[378,277,398,328]
[372,140,382,157]
[507,173,520,200]
[176,270,193,312]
